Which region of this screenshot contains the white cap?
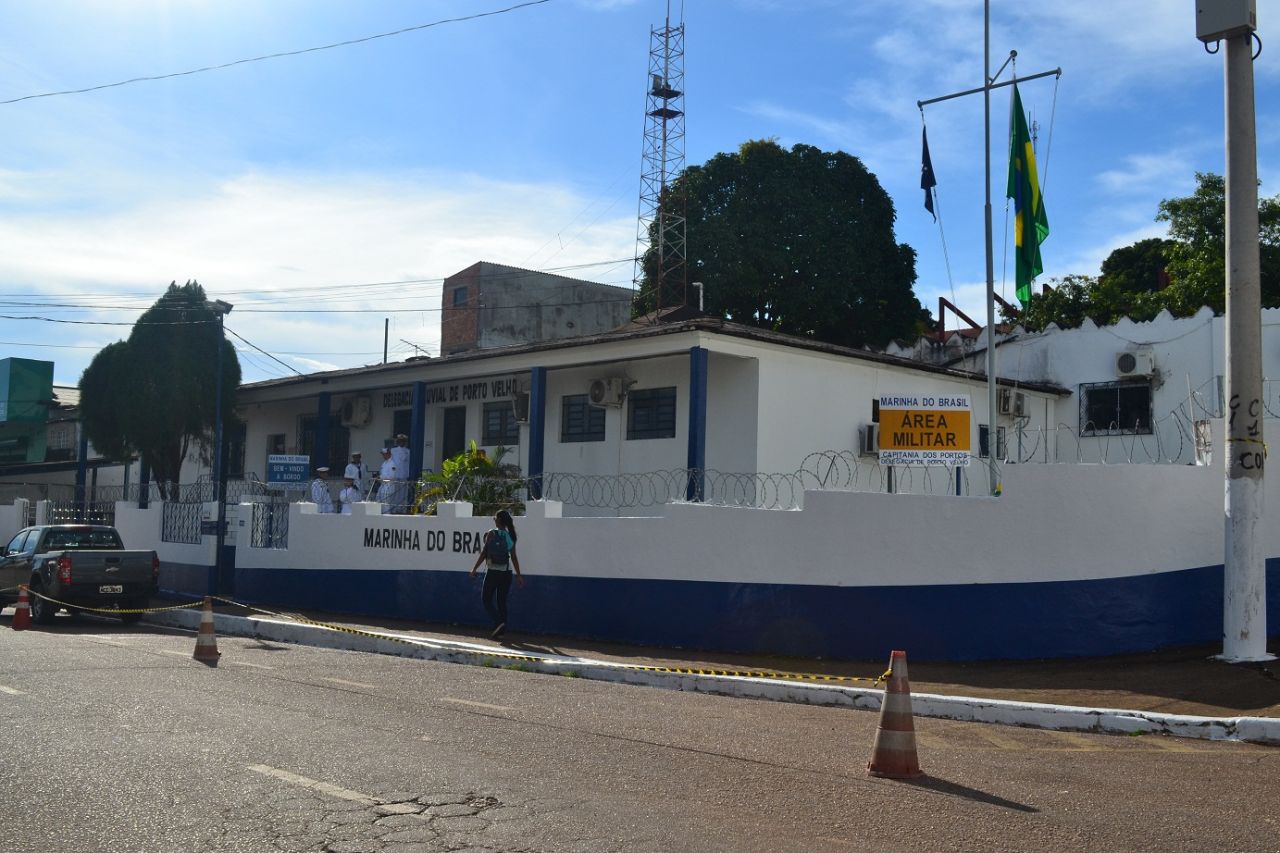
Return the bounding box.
[381,447,390,453]
[316,467,330,473]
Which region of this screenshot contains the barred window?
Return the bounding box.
[482,401,519,445]
[979,424,1007,460]
[561,394,605,443]
[1080,381,1153,435]
[627,387,677,440]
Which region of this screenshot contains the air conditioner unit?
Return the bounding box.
[998,388,1027,417]
[588,377,626,407]
[859,423,879,456]
[1116,349,1155,378]
[340,396,372,427]
[512,391,530,423]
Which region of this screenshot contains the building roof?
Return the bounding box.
[52,385,80,409]
[241,316,1072,397]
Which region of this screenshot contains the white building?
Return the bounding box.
[887,306,1280,466]
[232,316,1065,516]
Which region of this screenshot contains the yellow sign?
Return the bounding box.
[877,394,971,466]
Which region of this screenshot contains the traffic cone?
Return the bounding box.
[11,585,30,631]
[192,596,220,664]
[867,649,924,779]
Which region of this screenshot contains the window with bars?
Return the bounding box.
[482,401,520,445]
[1079,381,1153,435]
[560,394,606,443]
[627,387,677,440]
[979,424,1007,460]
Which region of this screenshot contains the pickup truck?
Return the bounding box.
[0,525,159,624]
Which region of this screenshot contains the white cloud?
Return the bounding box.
[0,168,636,384]
[1096,151,1195,194]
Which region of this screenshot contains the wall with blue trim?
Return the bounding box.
[116,462,1280,661]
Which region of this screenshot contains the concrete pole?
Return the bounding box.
[1221,32,1270,662]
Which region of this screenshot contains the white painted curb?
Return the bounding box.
[147,610,1280,746]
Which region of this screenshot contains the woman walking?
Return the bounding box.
[469,509,524,639]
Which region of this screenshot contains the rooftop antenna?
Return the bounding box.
[632,0,687,321]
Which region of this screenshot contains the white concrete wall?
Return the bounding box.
[114,502,215,566]
[0,498,28,543]
[234,462,1272,588]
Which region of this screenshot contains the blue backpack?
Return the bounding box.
[485,529,511,565]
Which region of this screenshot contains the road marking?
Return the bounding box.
[0,684,25,696]
[159,650,190,658]
[246,764,378,806]
[227,660,273,670]
[88,639,130,647]
[441,697,516,713]
[323,677,378,689]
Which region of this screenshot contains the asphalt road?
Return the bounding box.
[1,617,1277,853]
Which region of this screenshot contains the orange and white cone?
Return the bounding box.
[867,649,924,779]
[192,596,221,664]
[11,585,31,631]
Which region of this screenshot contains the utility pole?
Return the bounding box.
[211,299,234,596]
[918,0,1059,495]
[1197,1,1271,661]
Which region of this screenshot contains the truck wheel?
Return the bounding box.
[29,583,57,625]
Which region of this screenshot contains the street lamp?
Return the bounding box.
[211,299,233,595]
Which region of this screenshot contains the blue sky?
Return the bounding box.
[0,0,1275,384]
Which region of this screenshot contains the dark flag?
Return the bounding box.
[921,126,937,220]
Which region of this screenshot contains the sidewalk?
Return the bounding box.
[194,603,1280,720]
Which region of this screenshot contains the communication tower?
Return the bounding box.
[632,7,686,317]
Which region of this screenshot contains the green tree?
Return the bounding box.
[1011,174,1280,330]
[637,139,924,349]
[79,281,240,492]
[1157,172,1280,314]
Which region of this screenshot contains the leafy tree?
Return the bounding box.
[1099,237,1175,296]
[1157,172,1280,314]
[79,281,240,493]
[1011,174,1280,330]
[636,139,924,349]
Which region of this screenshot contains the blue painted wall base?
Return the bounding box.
[222,559,1280,661]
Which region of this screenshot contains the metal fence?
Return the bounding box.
[45,500,115,525]
[161,502,202,545]
[250,501,290,549]
[411,451,1000,515]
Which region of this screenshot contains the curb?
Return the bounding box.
[146,610,1280,746]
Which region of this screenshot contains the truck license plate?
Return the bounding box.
[99,584,123,594]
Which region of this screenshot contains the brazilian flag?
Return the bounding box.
[1007,84,1049,305]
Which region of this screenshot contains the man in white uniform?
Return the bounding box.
[343,451,364,495]
[389,434,411,513]
[375,448,398,509]
[309,467,335,513]
[338,475,360,515]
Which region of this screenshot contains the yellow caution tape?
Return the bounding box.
[209,596,895,685]
[22,588,206,616]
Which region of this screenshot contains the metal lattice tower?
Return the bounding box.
[632,10,686,318]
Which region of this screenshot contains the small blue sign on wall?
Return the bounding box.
[267,454,312,486]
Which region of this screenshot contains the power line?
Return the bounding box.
[224,326,304,377]
[0,257,635,304]
[1,0,554,106]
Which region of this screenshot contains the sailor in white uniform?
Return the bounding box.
[375,448,398,508]
[389,434,411,513]
[309,467,335,513]
[343,451,365,495]
[338,475,360,516]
